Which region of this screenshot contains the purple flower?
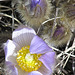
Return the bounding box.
[4,25,56,75]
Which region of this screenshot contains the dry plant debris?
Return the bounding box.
[0,0,75,75]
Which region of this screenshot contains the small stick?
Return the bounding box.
[50,8,59,37]
[63,50,74,68]
[55,56,68,68]
[48,45,75,58]
[42,17,61,25]
[0,13,22,25]
[57,46,75,58]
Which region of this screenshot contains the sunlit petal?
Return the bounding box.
[4,40,21,64]
[28,71,42,75]
[30,35,53,54]
[15,64,28,75]
[39,52,56,72]
[12,25,36,47]
[38,64,52,75]
[5,61,18,75]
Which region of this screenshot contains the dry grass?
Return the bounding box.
[0,0,75,75]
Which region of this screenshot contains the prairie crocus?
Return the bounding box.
[38,20,71,47]
[4,25,56,75]
[12,0,52,31]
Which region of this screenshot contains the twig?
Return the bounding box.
[63,50,74,68]
[37,17,61,34]
[65,32,73,50]
[0,13,22,25]
[57,46,75,58]
[50,8,59,37]
[42,17,61,25]
[55,56,68,68]
[48,45,75,58]
[0,5,12,11]
[11,9,14,31]
[0,20,9,26]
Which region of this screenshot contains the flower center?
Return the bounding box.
[16,46,42,72]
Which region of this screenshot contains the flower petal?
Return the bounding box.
[15,64,28,75]
[28,71,43,75]
[30,35,53,54]
[38,64,51,75]
[4,40,21,64]
[12,25,36,47]
[5,61,18,75]
[39,52,56,72]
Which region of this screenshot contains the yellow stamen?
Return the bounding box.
[16,46,42,72]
